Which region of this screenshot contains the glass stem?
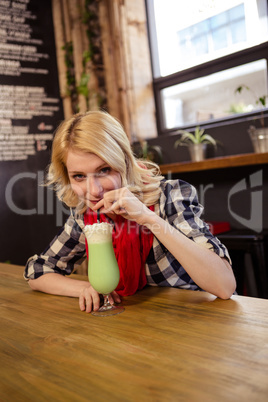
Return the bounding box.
[103,294,110,307]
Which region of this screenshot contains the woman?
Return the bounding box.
[25,111,236,312]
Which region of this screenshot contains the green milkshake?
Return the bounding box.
[84,222,120,295]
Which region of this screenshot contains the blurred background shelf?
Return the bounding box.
[160,152,268,174]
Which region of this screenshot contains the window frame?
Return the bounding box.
[145,1,268,136]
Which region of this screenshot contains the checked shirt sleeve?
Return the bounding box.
[145,179,231,290]
[163,180,231,259]
[24,212,86,280]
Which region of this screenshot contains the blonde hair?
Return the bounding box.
[47,110,163,213]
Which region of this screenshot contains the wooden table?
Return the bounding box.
[1,263,268,402]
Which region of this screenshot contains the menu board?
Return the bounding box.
[0,0,65,265]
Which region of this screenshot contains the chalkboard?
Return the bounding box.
[0,0,66,265]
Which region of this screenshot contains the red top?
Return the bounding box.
[84,208,154,296]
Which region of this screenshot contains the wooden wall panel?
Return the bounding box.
[52,0,157,141]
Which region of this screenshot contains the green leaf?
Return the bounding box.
[77,72,90,97]
[147,145,163,163]
[235,85,249,94]
[80,73,90,87]
[142,140,148,157]
[235,85,267,110]
[258,96,267,107]
[174,127,217,148]
[200,134,217,146]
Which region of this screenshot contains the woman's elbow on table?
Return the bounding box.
[217,278,237,300]
[215,259,237,299]
[217,288,235,300]
[28,278,40,291]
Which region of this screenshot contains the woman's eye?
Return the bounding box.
[97,167,111,176]
[72,174,85,181]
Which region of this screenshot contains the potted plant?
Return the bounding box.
[174,126,217,162]
[134,140,163,164]
[235,85,268,153]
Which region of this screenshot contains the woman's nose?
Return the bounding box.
[87,176,103,198]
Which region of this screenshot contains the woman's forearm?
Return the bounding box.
[145,213,236,299]
[28,273,90,297]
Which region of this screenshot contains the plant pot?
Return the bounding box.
[188,143,206,162]
[248,126,268,153]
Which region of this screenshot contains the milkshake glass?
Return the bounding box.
[84,222,124,316]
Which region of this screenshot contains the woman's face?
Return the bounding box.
[66,149,122,210]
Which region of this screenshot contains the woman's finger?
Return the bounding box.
[79,287,101,313]
[91,292,101,312]
[111,291,121,304]
[79,294,86,311]
[85,295,93,313]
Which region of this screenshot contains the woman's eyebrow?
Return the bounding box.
[96,162,109,170]
[68,163,108,174]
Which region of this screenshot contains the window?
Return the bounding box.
[146,0,268,133]
[162,59,267,128]
[177,4,247,60]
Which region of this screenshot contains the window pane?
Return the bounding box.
[212,27,228,50]
[148,0,268,77]
[161,59,268,129]
[229,3,245,21]
[231,20,246,44]
[211,10,228,28]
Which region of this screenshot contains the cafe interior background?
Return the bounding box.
[0,0,267,298]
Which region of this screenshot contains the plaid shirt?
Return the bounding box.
[24,179,231,290]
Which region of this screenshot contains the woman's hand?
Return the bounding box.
[93,187,154,225]
[28,273,122,313]
[79,286,121,313]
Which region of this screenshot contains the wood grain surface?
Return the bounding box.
[0,263,268,402]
